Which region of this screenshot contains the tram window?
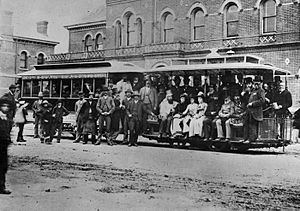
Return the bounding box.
[32,80,42,97]
[62,80,71,98]
[52,80,61,98]
[72,79,82,98]
[83,79,93,97]
[23,80,31,97]
[42,80,50,97]
[95,78,106,97]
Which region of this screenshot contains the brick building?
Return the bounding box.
[0,7,58,95]
[47,0,300,104]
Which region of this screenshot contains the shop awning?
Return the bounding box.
[18,61,145,80]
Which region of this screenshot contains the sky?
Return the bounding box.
[2,0,105,53]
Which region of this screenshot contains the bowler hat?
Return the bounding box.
[42,100,49,105]
[125,89,133,94]
[0,97,11,106]
[9,84,17,90]
[38,92,44,97]
[197,91,204,97]
[166,90,173,98]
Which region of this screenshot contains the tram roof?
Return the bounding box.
[148,62,291,75]
[18,61,145,80]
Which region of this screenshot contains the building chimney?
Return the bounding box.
[37,21,48,36]
[0,10,14,36]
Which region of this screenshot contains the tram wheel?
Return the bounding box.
[208,142,230,152]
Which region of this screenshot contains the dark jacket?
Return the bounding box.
[175,102,188,115]
[0,118,10,145]
[39,106,53,125]
[205,93,220,117]
[32,99,43,118]
[293,108,300,129]
[112,98,122,131]
[274,90,292,117]
[248,88,265,121]
[126,100,143,122]
[96,96,115,115]
[2,92,16,120]
[52,105,70,123]
[80,100,98,123]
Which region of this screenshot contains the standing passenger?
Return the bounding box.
[74,91,86,143]
[243,76,265,143]
[32,92,44,138]
[14,100,29,142]
[140,79,157,133]
[116,75,133,102]
[127,91,143,147]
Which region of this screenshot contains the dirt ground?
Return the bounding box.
[1,126,300,210]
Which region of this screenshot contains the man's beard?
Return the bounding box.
[167,99,173,104]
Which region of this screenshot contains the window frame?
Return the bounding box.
[162,12,174,43]
[37,53,45,65]
[84,35,93,52]
[191,8,205,41]
[115,21,122,48]
[136,18,143,45]
[126,13,136,46]
[261,0,277,34]
[95,34,104,50]
[224,3,239,38]
[20,51,28,69]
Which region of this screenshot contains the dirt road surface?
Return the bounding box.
[1,126,300,210]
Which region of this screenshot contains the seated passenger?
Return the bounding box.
[226,94,246,140]
[189,92,207,137]
[203,86,220,141]
[158,90,178,137]
[182,95,198,137]
[171,93,188,137]
[215,95,234,141]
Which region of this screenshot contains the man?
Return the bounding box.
[95,88,115,145]
[159,90,178,137]
[243,76,265,144]
[50,99,70,143]
[116,75,133,102]
[215,95,234,141]
[126,91,143,147]
[74,91,86,143]
[132,76,143,92]
[139,79,157,133]
[0,97,12,194]
[32,92,44,138]
[110,92,122,144]
[170,76,182,102]
[273,81,292,138]
[81,92,98,144]
[203,85,220,141]
[1,84,17,133]
[121,89,133,144]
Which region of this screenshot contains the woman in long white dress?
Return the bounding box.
[190,93,207,137]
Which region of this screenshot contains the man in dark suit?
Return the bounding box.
[126,91,143,147]
[243,76,265,143]
[1,84,17,133]
[81,93,98,144]
[121,89,133,144]
[274,81,292,137]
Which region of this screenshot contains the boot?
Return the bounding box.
[107,138,114,146]
[82,135,88,144]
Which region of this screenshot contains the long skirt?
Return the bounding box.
[189,116,205,137]
[171,117,184,135]
[83,117,97,135]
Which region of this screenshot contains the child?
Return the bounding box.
[14,100,29,142]
[38,100,53,144]
[0,97,12,194]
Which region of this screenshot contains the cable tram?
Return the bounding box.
[143,52,292,152]
[18,60,145,137]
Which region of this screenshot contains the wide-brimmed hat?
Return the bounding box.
[0,97,12,106]
[42,100,49,105]
[9,84,17,90]
[180,93,188,98]
[132,91,140,97]
[38,92,44,97]
[253,75,263,82]
[19,100,26,105]
[197,91,204,97]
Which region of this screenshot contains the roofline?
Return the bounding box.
[64,20,106,30]
[13,35,59,45]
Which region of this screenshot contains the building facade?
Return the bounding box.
[0,7,58,95]
[48,0,300,104]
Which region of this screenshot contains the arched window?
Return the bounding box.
[115,21,122,48]
[136,18,143,45]
[20,51,28,69]
[162,12,174,42]
[126,13,135,46]
[37,53,45,65]
[95,34,104,50]
[84,35,93,52]
[225,4,239,37]
[191,9,205,41]
[261,0,276,33]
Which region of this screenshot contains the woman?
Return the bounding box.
[182,95,199,137]
[191,93,207,137]
[170,93,188,137]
